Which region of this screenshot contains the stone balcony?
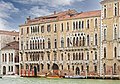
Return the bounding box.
[59,61,64,64]
[117,56,120,60]
[71,60,84,65]
[85,60,90,65]
[24,61,39,64]
[93,60,98,65]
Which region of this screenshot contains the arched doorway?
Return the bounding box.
[103,63,106,75]
[34,66,37,76]
[76,67,80,75]
[3,66,6,75]
[52,63,59,75]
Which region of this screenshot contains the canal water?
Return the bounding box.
[0,77,120,84]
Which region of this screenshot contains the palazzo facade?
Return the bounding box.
[19,0,120,77]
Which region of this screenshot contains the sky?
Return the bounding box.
[0,0,101,31]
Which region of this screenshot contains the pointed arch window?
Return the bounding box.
[68,53,70,60]
[73,22,75,30]
[54,39,57,48]
[43,39,45,49]
[87,52,89,60]
[87,20,89,29]
[95,34,97,45]
[79,37,81,46]
[104,7,107,18]
[61,37,64,48]
[76,37,79,46]
[83,37,85,46]
[104,29,107,40]
[114,27,117,39]
[114,47,117,58]
[73,37,75,46]
[95,19,97,28]
[114,63,117,74]
[87,35,89,46]
[76,53,78,60]
[104,47,106,58]
[73,53,75,60]
[48,38,51,49]
[76,21,78,30]
[79,21,81,29]
[67,38,70,47]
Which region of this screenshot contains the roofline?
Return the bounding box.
[19,10,101,27]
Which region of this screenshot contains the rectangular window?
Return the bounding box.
[38,26,39,33]
[47,25,51,32]
[41,25,44,33]
[9,66,10,72]
[54,24,57,33]
[21,41,23,50]
[114,3,118,16]
[21,28,23,35]
[104,5,107,18]
[61,23,64,32]
[67,22,69,31]
[61,53,63,61]
[11,53,13,62]
[79,21,81,29]
[31,27,33,33]
[72,66,74,71]
[94,66,97,73]
[48,53,50,60]
[2,54,4,62]
[26,27,29,34]
[73,22,75,30]
[87,52,89,60]
[81,66,84,71]
[87,66,89,73]
[82,21,84,29]
[11,66,13,72]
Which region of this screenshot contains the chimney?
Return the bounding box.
[68,9,71,11]
[54,11,56,14]
[26,16,31,22]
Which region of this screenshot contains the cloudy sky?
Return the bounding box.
[0,0,101,31]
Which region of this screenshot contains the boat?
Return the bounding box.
[46,75,61,78]
[64,75,85,79]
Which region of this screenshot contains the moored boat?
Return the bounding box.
[46,75,61,79]
[64,75,85,79]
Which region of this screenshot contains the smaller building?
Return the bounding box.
[0,41,19,75]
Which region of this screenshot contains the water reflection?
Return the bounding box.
[0,78,120,84]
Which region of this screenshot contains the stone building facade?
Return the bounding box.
[0,30,19,74]
[100,0,120,77]
[1,41,19,75]
[19,0,120,77]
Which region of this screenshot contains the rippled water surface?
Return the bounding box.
[0,77,120,84]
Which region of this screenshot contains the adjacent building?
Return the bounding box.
[0,30,19,74]
[100,0,120,77]
[1,41,19,75]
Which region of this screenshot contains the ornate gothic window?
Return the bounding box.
[48,38,51,49]
[87,35,89,46]
[87,20,89,29]
[67,38,70,47]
